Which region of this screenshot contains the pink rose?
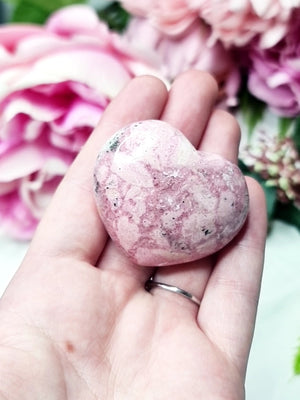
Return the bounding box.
[124,17,240,106]
[120,0,198,35]
[0,5,159,239]
[247,10,300,117]
[190,0,299,48]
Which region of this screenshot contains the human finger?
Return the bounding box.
[198,177,267,375]
[200,108,241,163]
[28,76,168,265]
[153,89,241,314]
[100,71,219,290]
[161,70,219,147]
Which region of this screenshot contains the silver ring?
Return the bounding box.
[145,279,201,306]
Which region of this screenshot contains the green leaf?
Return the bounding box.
[0,0,10,23]
[294,343,300,375]
[278,117,294,139]
[238,159,251,174]
[6,0,84,8]
[7,0,85,24]
[274,203,300,231]
[2,0,17,6]
[98,1,130,32]
[239,88,266,139]
[11,2,48,23]
[263,183,278,222]
[292,116,300,153]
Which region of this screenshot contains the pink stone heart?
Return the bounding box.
[94,120,249,266]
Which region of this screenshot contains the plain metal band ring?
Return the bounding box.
[145,280,201,306]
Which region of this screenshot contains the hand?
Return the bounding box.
[0,71,267,400]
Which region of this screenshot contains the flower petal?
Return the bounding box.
[0,48,132,99]
[0,191,38,240]
[51,98,104,134]
[46,5,101,36]
[0,25,44,52]
[0,142,72,182]
[1,89,67,123]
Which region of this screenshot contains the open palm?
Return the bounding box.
[0,71,267,400]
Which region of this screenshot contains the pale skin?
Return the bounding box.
[0,71,267,400]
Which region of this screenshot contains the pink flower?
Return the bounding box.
[120,0,198,35]
[121,0,299,48]
[247,10,300,117]
[240,134,300,208]
[124,17,240,106]
[190,0,299,48]
[0,5,159,239]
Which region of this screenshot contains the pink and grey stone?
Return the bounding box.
[94,120,249,266]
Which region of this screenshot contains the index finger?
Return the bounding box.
[28,76,168,264]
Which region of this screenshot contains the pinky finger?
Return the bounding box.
[198,177,267,376]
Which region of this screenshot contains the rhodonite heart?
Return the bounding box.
[94,120,249,266]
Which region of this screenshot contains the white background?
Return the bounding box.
[0,220,299,399]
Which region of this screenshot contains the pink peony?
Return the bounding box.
[120,0,198,35]
[190,0,300,48]
[247,10,300,117]
[121,0,299,48]
[0,5,159,239]
[124,17,240,106]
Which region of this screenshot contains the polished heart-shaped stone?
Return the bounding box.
[94,120,249,266]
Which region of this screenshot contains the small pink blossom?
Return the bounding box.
[0,5,159,239]
[247,10,300,117]
[124,17,240,106]
[240,133,300,208]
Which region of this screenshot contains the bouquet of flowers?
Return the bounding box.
[0,0,299,373]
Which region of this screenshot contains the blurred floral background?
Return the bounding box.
[0,0,299,375]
